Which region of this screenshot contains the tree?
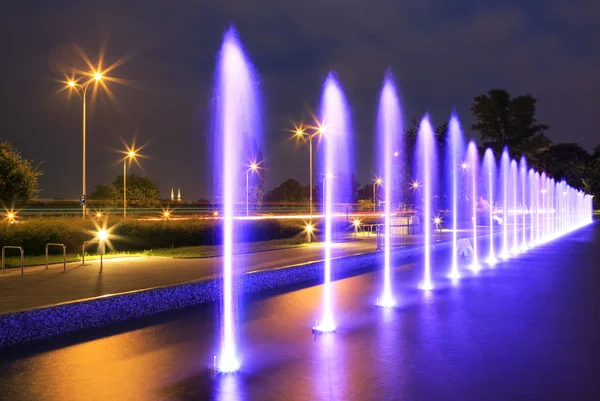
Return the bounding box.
[265,179,307,204]
[538,143,591,190]
[0,140,42,205]
[90,184,117,201]
[588,145,600,208]
[471,89,550,166]
[110,174,160,206]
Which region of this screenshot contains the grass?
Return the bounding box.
[1,237,317,268]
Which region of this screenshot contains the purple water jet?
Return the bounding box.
[211,27,262,373]
[446,114,465,279]
[415,115,437,290]
[375,71,402,306]
[483,149,497,265]
[313,72,353,332]
[466,141,480,271]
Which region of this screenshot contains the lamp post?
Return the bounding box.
[293,124,325,219]
[67,72,104,219]
[123,150,137,218]
[246,162,259,216]
[373,177,383,214]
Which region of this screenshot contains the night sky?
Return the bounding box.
[1,0,598,200]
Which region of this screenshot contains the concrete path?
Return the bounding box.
[0,238,379,314]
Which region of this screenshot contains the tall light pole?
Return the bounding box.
[246,162,259,216]
[293,123,325,219]
[120,142,145,219]
[67,72,104,219]
[123,150,136,218]
[373,177,383,214]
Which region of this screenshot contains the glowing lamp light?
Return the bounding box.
[325,172,334,180]
[163,211,171,218]
[353,219,361,227]
[128,151,135,158]
[213,211,219,217]
[375,177,383,185]
[305,223,314,233]
[95,212,103,219]
[68,81,76,87]
[411,180,420,190]
[97,229,108,241]
[393,151,399,157]
[7,213,14,220]
[434,217,442,226]
[249,162,259,172]
[93,72,102,81]
[460,161,469,170]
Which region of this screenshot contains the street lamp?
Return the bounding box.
[65,71,105,219]
[246,161,260,216]
[123,149,137,218]
[373,177,383,213]
[292,123,325,219]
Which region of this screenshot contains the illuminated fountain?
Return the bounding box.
[529,169,536,247]
[210,27,262,373]
[415,116,436,291]
[535,171,541,244]
[446,114,465,280]
[520,157,528,251]
[466,141,481,271]
[483,148,497,266]
[541,172,548,242]
[313,72,353,332]
[499,149,510,259]
[511,160,519,254]
[375,71,402,307]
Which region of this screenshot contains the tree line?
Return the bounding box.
[1,89,598,208]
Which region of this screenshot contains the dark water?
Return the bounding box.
[1,224,599,401]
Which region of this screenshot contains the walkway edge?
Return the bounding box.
[0,241,452,350]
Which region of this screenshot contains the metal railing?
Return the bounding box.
[46,243,67,272]
[2,246,24,275]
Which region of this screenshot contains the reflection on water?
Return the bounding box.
[0,225,598,401]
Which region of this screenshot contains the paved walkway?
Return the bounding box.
[0,238,379,314]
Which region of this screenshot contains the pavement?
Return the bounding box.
[0,236,379,314]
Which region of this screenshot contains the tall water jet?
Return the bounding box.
[510,160,519,254]
[535,171,541,243]
[519,157,528,251]
[446,114,465,279]
[466,141,481,271]
[499,149,510,259]
[415,116,437,291]
[540,172,548,242]
[529,169,536,247]
[483,149,497,265]
[375,72,402,307]
[313,72,353,332]
[211,27,262,373]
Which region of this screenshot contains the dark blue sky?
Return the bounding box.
[1,0,598,200]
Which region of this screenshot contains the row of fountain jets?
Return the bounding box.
[211,27,593,373]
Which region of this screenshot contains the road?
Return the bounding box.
[0,237,378,314]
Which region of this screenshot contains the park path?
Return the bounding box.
[0,237,378,314]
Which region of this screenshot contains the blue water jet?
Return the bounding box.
[375,71,402,307]
[445,114,465,279]
[313,72,353,332]
[415,115,437,291]
[466,141,481,271]
[483,149,498,265]
[210,27,262,373]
